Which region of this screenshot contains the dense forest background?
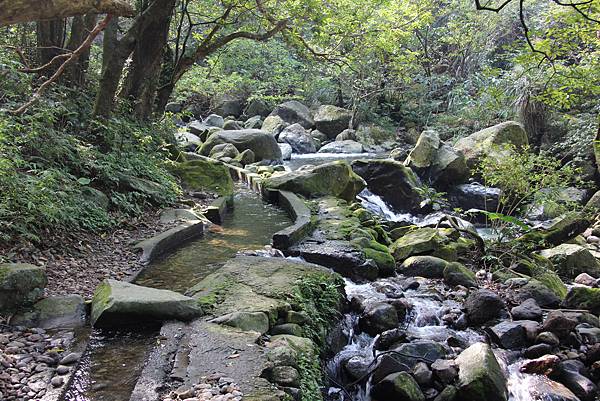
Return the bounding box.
[0,0,598,244]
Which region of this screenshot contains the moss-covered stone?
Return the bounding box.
[443,262,477,287]
[390,227,457,262]
[455,342,508,401]
[0,263,47,313]
[264,161,366,201]
[516,255,568,299]
[432,237,475,262]
[171,159,234,196]
[539,243,600,279]
[564,287,600,314]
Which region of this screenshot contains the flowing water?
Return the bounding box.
[63,186,292,401]
[284,152,384,171]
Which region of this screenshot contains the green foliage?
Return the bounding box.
[0,88,180,244]
[289,274,344,349]
[297,351,323,401]
[478,145,582,217]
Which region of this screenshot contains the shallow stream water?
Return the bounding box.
[63,186,292,401]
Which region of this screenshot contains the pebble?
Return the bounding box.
[59,352,81,365]
[0,325,75,400]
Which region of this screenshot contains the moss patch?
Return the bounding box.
[171,159,234,196]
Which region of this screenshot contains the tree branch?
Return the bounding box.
[6,15,113,115]
[0,0,134,26]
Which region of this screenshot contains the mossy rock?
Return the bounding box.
[455,342,508,401]
[390,227,457,262]
[519,212,592,247]
[513,255,567,299]
[264,161,366,201]
[432,237,475,262]
[539,243,600,279]
[351,237,395,277]
[564,287,600,314]
[171,159,233,196]
[443,262,477,287]
[0,263,47,313]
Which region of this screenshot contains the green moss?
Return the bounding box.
[517,254,567,299]
[90,280,112,324]
[298,352,323,401]
[0,266,9,282]
[565,287,600,314]
[171,159,234,196]
[289,273,345,349]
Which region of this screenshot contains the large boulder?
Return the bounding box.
[244,98,271,117]
[200,129,282,162]
[10,294,86,329]
[390,228,456,261]
[464,289,506,325]
[359,302,399,335]
[213,96,244,118]
[448,183,501,212]
[0,263,47,312]
[261,115,289,136]
[352,159,424,212]
[455,342,508,401]
[399,255,448,278]
[539,244,600,279]
[455,121,528,168]
[175,131,202,151]
[318,140,364,154]
[371,372,425,401]
[405,130,469,188]
[564,287,600,314]
[91,280,203,328]
[313,105,352,138]
[278,123,317,154]
[264,161,366,201]
[269,100,314,129]
[171,158,234,196]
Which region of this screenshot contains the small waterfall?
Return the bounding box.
[357,189,420,223]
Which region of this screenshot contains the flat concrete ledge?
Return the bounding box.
[271,190,315,250]
[205,195,233,225]
[129,321,187,401]
[134,220,204,265]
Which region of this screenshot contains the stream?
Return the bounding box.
[63,186,291,401]
[63,153,570,401]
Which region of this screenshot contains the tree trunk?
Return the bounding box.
[93,0,175,118]
[120,0,175,120]
[65,14,97,85]
[101,16,119,74]
[0,0,134,26]
[36,19,65,70]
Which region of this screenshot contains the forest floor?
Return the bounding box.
[0,192,218,301]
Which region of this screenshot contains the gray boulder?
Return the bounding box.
[399,256,448,278]
[511,298,542,321]
[175,131,202,151]
[539,244,600,279]
[352,159,424,212]
[318,140,364,154]
[279,143,293,160]
[200,129,282,162]
[335,129,357,141]
[455,121,528,168]
[209,143,239,160]
[464,289,506,325]
[213,96,243,118]
[261,115,289,136]
[91,280,203,328]
[314,105,352,138]
[269,100,314,129]
[371,372,425,401]
[244,115,262,129]
[448,183,501,212]
[359,302,399,336]
[0,263,47,312]
[205,114,225,128]
[455,342,507,401]
[278,123,317,154]
[244,99,271,117]
[405,130,469,188]
[10,294,86,329]
[223,120,242,130]
[264,161,366,201]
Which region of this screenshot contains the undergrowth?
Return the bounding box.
[0,87,181,244]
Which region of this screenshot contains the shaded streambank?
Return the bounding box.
[63,186,292,401]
